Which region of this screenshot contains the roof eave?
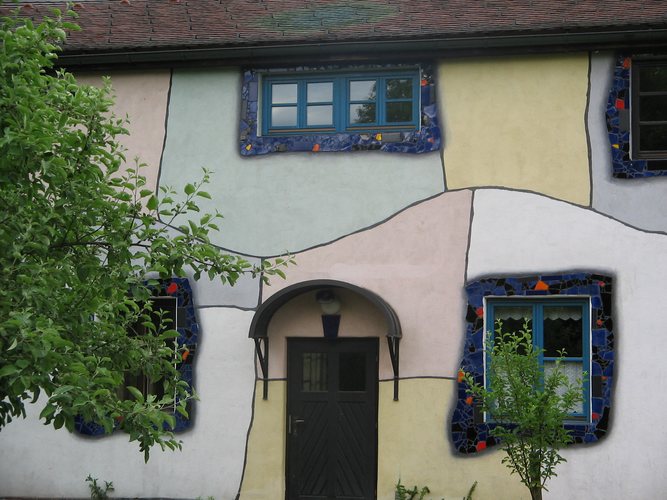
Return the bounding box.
[57,27,667,69]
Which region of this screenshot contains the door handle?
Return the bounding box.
[288,415,305,435]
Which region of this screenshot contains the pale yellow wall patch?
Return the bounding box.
[438,54,590,206]
[239,381,287,499]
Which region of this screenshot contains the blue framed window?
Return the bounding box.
[261,70,420,136]
[485,298,591,420]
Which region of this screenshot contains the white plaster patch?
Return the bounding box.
[590,52,667,233]
[469,188,667,499]
[0,309,256,499]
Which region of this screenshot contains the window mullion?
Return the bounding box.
[298,81,306,129]
[378,76,386,126]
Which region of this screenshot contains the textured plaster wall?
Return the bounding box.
[262,189,473,378]
[239,381,287,499]
[158,68,444,256]
[439,54,591,205]
[377,379,527,500]
[589,52,667,232]
[468,189,667,499]
[0,308,255,498]
[77,71,171,194]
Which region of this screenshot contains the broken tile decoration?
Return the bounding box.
[75,278,198,436]
[239,64,441,155]
[451,273,614,454]
[607,54,667,178]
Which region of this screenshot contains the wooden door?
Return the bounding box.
[286,338,378,500]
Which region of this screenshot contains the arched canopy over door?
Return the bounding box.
[249,279,402,400]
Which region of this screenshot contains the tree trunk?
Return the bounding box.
[529,486,543,500]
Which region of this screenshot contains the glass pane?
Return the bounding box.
[339,352,366,391]
[640,65,667,92]
[639,95,667,121]
[302,353,327,392]
[543,306,583,357]
[350,80,377,101]
[386,78,412,99]
[271,83,297,104]
[386,101,413,123]
[493,305,533,336]
[639,123,667,152]
[307,105,333,126]
[543,361,584,414]
[349,103,376,124]
[271,106,297,127]
[307,82,333,103]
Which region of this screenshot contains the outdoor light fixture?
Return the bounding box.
[316,290,341,338]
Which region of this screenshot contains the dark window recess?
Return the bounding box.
[301,352,328,392]
[632,61,667,159]
[339,351,367,391]
[119,296,178,401]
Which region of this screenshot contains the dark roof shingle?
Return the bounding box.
[3,1,667,64]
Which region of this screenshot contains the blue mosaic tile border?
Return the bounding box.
[451,273,614,454]
[606,55,667,178]
[239,64,441,155]
[75,278,198,436]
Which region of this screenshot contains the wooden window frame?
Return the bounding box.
[484,297,591,422]
[631,58,667,160]
[261,69,420,136]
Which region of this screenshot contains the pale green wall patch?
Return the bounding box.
[159,69,444,256]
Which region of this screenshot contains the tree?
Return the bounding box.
[0,9,289,460]
[464,322,583,500]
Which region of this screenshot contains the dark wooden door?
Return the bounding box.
[286,338,378,500]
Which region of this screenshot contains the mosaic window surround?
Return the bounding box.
[239,64,440,155]
[451,273,614,455]
[606,54,667,178]
[75,278,198,436]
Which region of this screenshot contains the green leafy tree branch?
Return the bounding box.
[0,8,291,460]
[464,322,583,500]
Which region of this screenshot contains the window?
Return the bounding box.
[75,278,198,436]
[119,296,179,403]
[607,55,667,177]
[631,59,667,159]
[485,298,590,420]
[451,273,614,454]
[239,64,441,155]
[261,71,420,136]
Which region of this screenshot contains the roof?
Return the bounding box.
[4,0,667,67]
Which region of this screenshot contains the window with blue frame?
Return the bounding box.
[261,70,420,136]
[485,298,590,420]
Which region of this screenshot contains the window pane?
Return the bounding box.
[639,124,667,152]
[350,103,376,124]
[386,101,413,122]
[640,65,667,92]
[544,360,584,414]
[339,352,366,391]
[307,82,333,103]
[271,83,297,104]
[271,106,297,127]
[639,95,667,121]
[350,80,377,101]
[543,306,583,357]
[493,305,532,336]
[307,105,333,126]
[302,353,327,392]
[386,78,412,99]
